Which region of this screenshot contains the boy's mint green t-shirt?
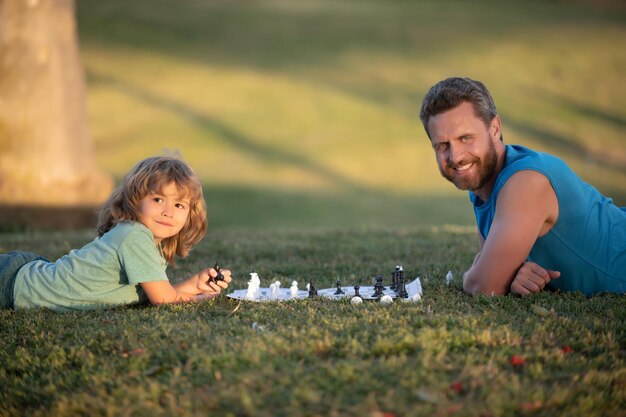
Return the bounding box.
[13,222,169,312]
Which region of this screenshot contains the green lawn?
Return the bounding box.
[1,1,625,416]
[1,227,624,416]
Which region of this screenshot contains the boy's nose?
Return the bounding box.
[162,204,174,217]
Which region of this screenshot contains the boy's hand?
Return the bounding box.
[510,261,560,296]
[198,267,231,295]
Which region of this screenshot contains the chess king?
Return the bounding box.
[419,77,626,296]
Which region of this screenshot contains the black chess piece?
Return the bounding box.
[372,277,384,298]
[390,266,398,291]
[308,281,318,298]
[208,262,224,285]
[398,278,409,298]
[376,275,386,291]
[213,262,224,281]
[334,280,345,295]
[353,285,361,298]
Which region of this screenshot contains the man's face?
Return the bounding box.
[426,102,501,194]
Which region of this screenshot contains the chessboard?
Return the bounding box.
[227,288,309,302]
[227,277,423,302]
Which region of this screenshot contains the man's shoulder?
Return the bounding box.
[504,145,565,171]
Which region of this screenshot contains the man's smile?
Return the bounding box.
[453,162,474,172]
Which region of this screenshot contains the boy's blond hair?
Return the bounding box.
[97,156,207,265]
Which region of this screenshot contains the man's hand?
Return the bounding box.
[510,261,560,296]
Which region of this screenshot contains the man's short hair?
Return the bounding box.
[419,77,499,139]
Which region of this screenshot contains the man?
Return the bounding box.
[419,77,626,296]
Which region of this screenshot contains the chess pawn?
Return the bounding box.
[380,295,393,305]
[290,281,298,298]
[334,280,345,295]
[446,271,453,286]
[308,281,318,297]
[269,283,278,300]
[351,285,362,304]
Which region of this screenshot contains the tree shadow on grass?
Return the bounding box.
[88,70,373,195]
[502,112,626,174]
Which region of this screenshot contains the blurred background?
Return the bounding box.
[17,0,626,230]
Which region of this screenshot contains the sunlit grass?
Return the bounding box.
[78,0,626,212]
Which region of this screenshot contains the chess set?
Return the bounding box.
[227,266,423,303]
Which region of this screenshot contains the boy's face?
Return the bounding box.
[138,181,191,244]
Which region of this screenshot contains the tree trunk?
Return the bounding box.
[0,0,112,229]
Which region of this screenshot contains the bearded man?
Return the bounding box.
[419,77,626,296]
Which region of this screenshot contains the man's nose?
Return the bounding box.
[447,143,465,165]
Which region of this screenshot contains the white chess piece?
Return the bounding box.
[269,283,277,300]
[251,273,261,299]
[275,280,281,293]
[446,271,453,286]
[245,280,256,301]
[380,295,393,305]
[290,281,298,298]
[350,296,363,305]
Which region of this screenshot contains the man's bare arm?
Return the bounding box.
[462,170,559,295]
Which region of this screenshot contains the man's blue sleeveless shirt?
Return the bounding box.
[470,145,626,295]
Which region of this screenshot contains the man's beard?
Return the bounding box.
[440,142,498,191]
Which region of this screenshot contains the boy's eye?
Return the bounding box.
[175,203,186,209]
[153,197,163,203]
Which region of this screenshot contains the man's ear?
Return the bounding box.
[490,115,502,142]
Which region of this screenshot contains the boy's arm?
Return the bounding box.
[140,267,232,305]
[462,170,559,295]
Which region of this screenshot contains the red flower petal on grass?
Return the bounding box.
[450,381,464,394]
[509,354,525,367]
[561,346,573,354]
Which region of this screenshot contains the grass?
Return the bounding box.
[1,1,626,416]
[1,227,625,417]
[76,0,626,211]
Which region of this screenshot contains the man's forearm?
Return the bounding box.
[462,263,510,296]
